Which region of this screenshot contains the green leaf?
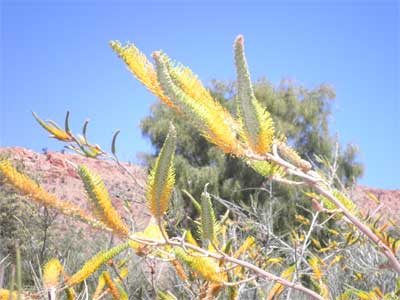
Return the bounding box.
[111,130,120,155]
[82,119,89,142]
[64,111,71,134]
[182,189,201,214]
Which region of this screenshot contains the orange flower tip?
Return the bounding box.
[235,35,244,44]
[152,51,161,59]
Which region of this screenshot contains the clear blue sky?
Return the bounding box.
[1,0,399,189]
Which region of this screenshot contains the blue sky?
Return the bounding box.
[1,0,399,189]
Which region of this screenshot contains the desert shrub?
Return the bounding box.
[0,35,399,300]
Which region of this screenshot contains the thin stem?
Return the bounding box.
[223,276,257,286]
[247,143,400,274]
[313,185,400,274]
[128,235,325,300]
[15,246,22,300]
[287,212,320,300]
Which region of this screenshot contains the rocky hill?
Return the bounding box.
[351,186,400,224]
[0,147,150,232]
[1,147,399,228]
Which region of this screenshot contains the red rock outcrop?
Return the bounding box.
[1,147,399,229]
[351,185,400,224]
[0,147,150,231]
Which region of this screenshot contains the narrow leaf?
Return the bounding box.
[82,119,89,142]
[182,189,201,214]
[32,111,72,142]
[65,111,71,134]
[111,130,120,155]
[157,291,177,300]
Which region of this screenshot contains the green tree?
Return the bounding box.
[140,78,363,231]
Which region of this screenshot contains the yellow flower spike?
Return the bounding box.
[333,190,358,215]
[327,229,340,236]
[201,113,244,156]
[43,258,63,289]
[78,165,130,238]
[311,238,322,249]
[265,257,283,265]
[0,160,108,230]
[306,190,358,217]
[174,248,225,283]
[373,287,384,298]
[67,242,130,287]
[0,289,15,300]
[0,290,32,300]
[206,283,223,299]
[247,159,284,178]
[227,285,239,300]
[146,123,176,220]
[295,214,311,225]
[93,268,129,299]
[153,52,244,156]
[115,42,243,156]
[109,41,174,107]
[111,41,243,156]
[267,265,295,300]
[166,59,215,107]
[233,236,256,258]
[172,260,188,282]
[328,255,343,268]
[234,35,275,155]
[117,268,129,281]
[103,271,121,300]
[277,140,312,172]
[200,187,217,246]
[32,111,73,142]
[309,256,324,281]
[65,288,75,300]
[252,100,275,154]
[165,57,243,155]
[92,273,106,300]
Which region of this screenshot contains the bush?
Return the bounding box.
[0,35,399,300]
